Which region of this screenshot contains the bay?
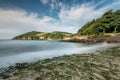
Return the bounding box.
[0,40,119,68]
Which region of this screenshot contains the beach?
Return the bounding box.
[0,45,120,80]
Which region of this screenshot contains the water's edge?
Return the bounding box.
[0,40,119,68]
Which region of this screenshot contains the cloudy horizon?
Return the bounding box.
[0,0,120,39]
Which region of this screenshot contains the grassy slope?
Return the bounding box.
[13,31,73,40]
[0,47,120,80]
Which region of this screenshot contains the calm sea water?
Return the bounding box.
[0,40,119,68]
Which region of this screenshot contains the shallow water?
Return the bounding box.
[0,40,119,68]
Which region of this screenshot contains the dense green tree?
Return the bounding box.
[78,9,120,35]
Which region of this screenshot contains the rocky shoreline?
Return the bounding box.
[0,47,120,80]
[62,34,120,44]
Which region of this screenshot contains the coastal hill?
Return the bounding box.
[13,31,74,40]
[77,9,120,36]
[13,9,120,43]
[65,9,120,43]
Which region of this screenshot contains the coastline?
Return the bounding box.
[62,34,120,44]
[0,46,120,80]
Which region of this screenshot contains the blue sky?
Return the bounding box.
[0,0,120,39]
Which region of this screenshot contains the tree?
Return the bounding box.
[77,9,120,35]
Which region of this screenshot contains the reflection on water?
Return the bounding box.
[0,40,119,68]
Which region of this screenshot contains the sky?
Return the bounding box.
[0,0,120,39]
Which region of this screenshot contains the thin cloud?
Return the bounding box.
[40,0,62,14]
[59,3,105,27]
[0,9,74,39]
[59,0,120,27]
[40,0,49,4]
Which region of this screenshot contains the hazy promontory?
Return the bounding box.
[13,31,74,40]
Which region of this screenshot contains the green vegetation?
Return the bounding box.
[78,9,120,36]
[13,9,120,40]
[13,31,42,40]
[37,31,74,40]
[0,47,120,80]
[13,31,74,40]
